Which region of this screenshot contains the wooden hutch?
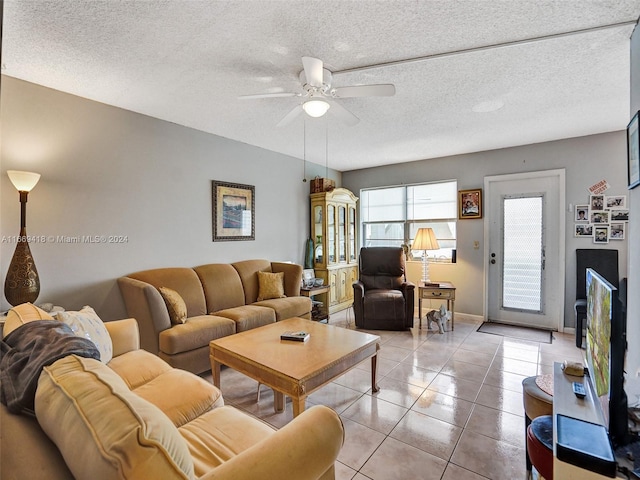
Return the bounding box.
[310,188,359,314]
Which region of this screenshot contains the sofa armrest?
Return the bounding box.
[271,262,303,297]
[117,276,172,355]
[199,405,344,480]
[104,318,140,357]
[401,282,415,328]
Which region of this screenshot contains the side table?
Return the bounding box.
[300,285,330,323]
[418,282,456,330]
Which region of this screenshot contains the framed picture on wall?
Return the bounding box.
[628,110,640,189]
[593,226,610,244]
[610,223,625,240]
[212,180,255,241]
[575,224,593,237]
[458,188,482,219]
[575,205,589,222]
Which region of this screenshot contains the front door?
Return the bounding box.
[485,170,565,330]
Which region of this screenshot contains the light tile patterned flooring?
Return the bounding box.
[203,311,584,480]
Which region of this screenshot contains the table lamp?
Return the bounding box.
[4,170,41,306]
[412,227,439,286]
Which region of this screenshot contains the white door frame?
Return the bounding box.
[483,169,566,332]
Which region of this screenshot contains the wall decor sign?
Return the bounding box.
[628,110,640,190]
[212,180,255,241]
[458,188,482,219]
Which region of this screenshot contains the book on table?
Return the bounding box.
[280,331,310,342]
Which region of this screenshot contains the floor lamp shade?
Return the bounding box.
[412,227,440,285]
[4,171,41,306]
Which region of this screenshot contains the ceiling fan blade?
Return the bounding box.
[238,92,298,100]
[276,105,303,127]
[332,84,396,98]
[302,56,323,88]
[328,101,359,126]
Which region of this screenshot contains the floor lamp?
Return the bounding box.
[4,170,41,306]
[412,227,440,286]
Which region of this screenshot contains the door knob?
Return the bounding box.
[490,259,496,264]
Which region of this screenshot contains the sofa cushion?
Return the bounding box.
[256,271,286,301]
[179,405,275,477]
[254,296,312,321]
[232,259,272,305]
[159,286,188,324]
[132,367,224,427]
[127,268,207,318]
[159,315,236,355]
[214,305,276,333]
[194,263,246,313]
[55,306,113,363]
[108,348,173,389]
[35,355,194,480]
[3,303,54,338]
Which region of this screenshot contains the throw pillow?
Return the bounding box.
[55,306,113,363]
[3,303,55,339]
[256,271,286,301]
[158,287,187,325]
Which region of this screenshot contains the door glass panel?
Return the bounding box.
[313,205,323,264]
[338,206,346,262]
[502,196,543,311]
[349,207,356,262]
[328,205,336,263]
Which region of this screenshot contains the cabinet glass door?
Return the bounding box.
[327,205,336,263]
[348,206,356,262]
[338,206,346,262]
[313,205,323,264]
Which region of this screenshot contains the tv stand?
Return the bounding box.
[552,362,616,478]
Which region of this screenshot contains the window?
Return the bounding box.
[360,181,457,261]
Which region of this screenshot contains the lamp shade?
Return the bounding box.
[412,227,440,251]
[7,170,41,192]
[302,99,330,118]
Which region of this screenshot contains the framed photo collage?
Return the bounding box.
[574,194,628,243]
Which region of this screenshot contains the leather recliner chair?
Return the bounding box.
[353,247,415,330]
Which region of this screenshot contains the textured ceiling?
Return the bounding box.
[3,1,640,171]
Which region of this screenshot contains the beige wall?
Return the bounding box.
[343,131,629,327]
[0,76,340,319]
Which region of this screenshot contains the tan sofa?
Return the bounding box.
[118,260,312,374]
[0,317,344,480]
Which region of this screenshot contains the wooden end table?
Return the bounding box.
[300,285,330,323]
[210,317,380,417]
[418,282,456,330]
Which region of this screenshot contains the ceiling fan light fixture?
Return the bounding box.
[303,99,330,117]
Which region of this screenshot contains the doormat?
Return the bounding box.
[477,322,553,344]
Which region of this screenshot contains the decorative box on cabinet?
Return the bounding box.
[310,188,358,314]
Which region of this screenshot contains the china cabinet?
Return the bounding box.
[310,188,358,314]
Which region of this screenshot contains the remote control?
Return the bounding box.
[572,382,586,399]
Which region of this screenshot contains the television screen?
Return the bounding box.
[585,268,628,445]
[586,268,614,400]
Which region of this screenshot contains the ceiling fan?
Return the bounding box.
[238,56,395,127]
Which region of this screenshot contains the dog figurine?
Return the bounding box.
[426,304,450,334]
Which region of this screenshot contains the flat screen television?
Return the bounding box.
[585,268,628,446]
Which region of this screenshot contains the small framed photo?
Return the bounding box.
[628,110,640,189]
[575,205,589,222]
[575,224,593,237]
[458,188,482,219]
[610,210,629,222]
[610,223,625,240]
[590,211,609,224]
[605,195,626,209]
[593,226,610,244]
[589,195,604,210]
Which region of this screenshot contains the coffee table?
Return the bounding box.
[209,317,380,417]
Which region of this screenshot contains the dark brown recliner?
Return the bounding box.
[353,247,415,330]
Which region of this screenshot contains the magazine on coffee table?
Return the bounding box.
[280,331,310,342]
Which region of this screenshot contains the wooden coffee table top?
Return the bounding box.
[210,317,380,381]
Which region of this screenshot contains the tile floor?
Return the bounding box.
[203,311,585,480]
